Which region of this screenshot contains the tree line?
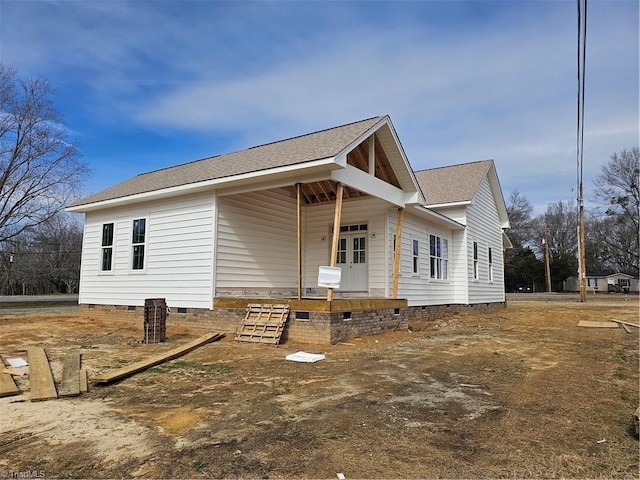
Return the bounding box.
[505,147,639,292]
[0,64,638,295]
[0,65,87,295]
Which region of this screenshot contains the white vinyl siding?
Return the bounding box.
[465,177,505,303]
[388,211,455,306]
[216,189,297,293]
[78,192,216,309]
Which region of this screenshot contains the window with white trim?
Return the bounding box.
[473,241,479,280]
[412,238,419,274]
[429,234,448,280]
[132,218,146,270]
[101,223,114,271]
[488,247,493,282]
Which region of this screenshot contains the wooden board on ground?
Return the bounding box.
[79,368,89,393]
[0,368,20,397]
[577,320,619,328]
[235,304,290,345]
[611,319,640,328]
[59,351,81,397]
[91,332,225,385]
[1,367,28,376]
[28,348,58,402]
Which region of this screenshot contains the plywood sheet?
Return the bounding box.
[28,348,58,402]
[577,320,619,328]
[59,351,81,397]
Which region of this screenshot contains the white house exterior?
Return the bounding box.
[564,272,639,294]
[68,116,510,342]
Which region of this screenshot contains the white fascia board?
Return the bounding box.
[425,200,472,209]
[487,163,510,229]
[404,191,423,205]
[331,166,406,207]
[66,157,337,213]
[502,231,514,250]
[412,205,466,230]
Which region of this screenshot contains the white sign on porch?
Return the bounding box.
[318,266,341,288]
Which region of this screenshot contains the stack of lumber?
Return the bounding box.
[235,304,290,345]
[1,332,225,399]
[1,349,85,401]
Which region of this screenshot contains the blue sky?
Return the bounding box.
[0,0,637,215]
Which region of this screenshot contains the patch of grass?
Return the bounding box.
[136,377,157,386]
[147,360,233,375]
[614,347,629,363]
[614,367,628,380]
[193,459,209,471]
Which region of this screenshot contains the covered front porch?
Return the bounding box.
[213,122,421,303]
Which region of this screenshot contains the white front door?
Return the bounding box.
[335,230,368,292]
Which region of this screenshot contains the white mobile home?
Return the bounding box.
[67,116,510,343]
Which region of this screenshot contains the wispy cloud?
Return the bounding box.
[0,0,637,214]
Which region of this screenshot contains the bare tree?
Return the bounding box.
[0,212,82,294]
[591,147,639,275]
[532,201,578,290]
[0,65,89,245]
[505,190,534,248]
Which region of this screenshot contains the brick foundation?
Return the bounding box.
[80,300,506,344]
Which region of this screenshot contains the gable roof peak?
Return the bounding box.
[414,158,493,175]
[414,159,495,206]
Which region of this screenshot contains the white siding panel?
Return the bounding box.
[216,189,298,290]
[78,193,215,309]
[388,212,456,306]
[466,177,506,303]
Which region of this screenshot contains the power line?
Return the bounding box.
[577,0,588,302]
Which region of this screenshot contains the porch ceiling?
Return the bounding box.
[299,180,368,205]
[298,135,402,205]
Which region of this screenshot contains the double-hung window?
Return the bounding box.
[473,241,479,280]
[132,218,146,270]
[101,223,114,271]
[488,247,493,282]
[429,235,448,280]
[412,239,419,274]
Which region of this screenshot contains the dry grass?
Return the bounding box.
[1,295,638,479]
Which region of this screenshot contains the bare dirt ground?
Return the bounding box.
[1,295,638,479]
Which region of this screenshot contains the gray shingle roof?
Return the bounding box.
[414,160,493,206]
[70,116,384,207]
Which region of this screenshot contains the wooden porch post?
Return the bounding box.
[296,183,303,300]
[392,207,404,298]
[327,183,344,302]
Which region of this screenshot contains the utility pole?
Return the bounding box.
[576,0,588,302]
[543,227,552,293]
[578,185,587,302]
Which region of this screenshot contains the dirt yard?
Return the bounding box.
[1,295,638,479]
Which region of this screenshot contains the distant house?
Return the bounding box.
[564,272,639,294]
[67,116,511,343]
